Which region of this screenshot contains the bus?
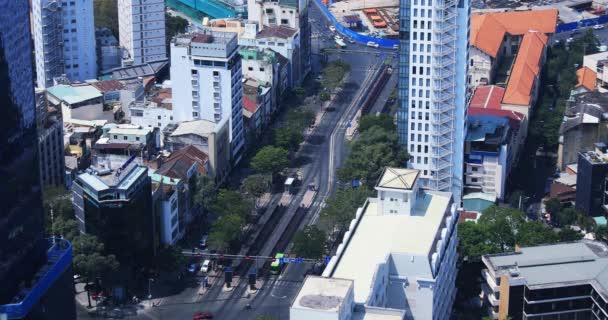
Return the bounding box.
[270,253,285,275]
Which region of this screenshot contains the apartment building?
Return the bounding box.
[397,0,470,200]
[576,146,608,217]
[31,0,97,87]
[36,89,65,187]
[482,241,608,319]
[118,0,167,65]
[170,31,245,162]
[294,168,459,319]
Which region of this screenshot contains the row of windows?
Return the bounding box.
[412,43,432,53]
[412,55,431,64]
[412,8,432,18]
[410,111,430,120]
[412,66,431,75]
[412,20,432,30]
[411,100,431,109]
[412,0,433,5]
[409,144,429,154]
[411,88,431,98]
[412,32,432,41]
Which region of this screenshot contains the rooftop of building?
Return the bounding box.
[157,145,209,179]
[483,240,608,297]
[46,84,102,105]
[330,189,452,302]
[78,157,146,191]
[561,91,608,133]
[470,9,557,58]
[502,31,548,106]
[173,30,238,46]
[109,59,168,81]
[584,51,608,63]
[242,95,259,116]
[466,114,510,145]
[468,107,524,130]
[375,167,419,190]
[576,66,597,91]
[169,119,222,138]
[462,192,497,213]
[149,87,172,109]
[256,25,298,39]
[106,124,152,136]
[580,144,608,164]
[88,79,124,92]
[469,85,505,110]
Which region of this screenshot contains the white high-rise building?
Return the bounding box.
[170,31,245,163]
[290,168,459,320]
[31,0,97,87]
[397,0,470,202]
[118,0,167,65]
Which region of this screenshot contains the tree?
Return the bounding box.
[321,60,351,91]
[320,187,373,234]
[251,146,289,175]
[51,215,80,241]
[209,189,253,219]
[155,246,188,272]
[274,126,305,151]
[556,207,577,226]
[319,91,330,101]
[72,234,119,282]
[544,198,562,215]
[478,206,525,252]
[194,175,216,211]
[42,186,74,233]
[165,13,189,51]
[596,225,608,242]
[358,114,396,133]
[208,214,245,251]
[516,221,558,247]
[292,226,327,259]
[93,0,119,37]
[507,190,524,209]
[241,174,270,199]
[559,228,583,242]
[285,108,315,129]
[338,126,409,186]
[255,316,278,320]
[458,222,500,262]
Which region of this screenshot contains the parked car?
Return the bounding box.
[193,311,214,319]
[329,26,336,32]
[334,35,343,41]
[347,38,355,44]
[200,260,211,273]
[199,234,208,249]
[367,41,379,48]
[393,44,399,50]
[188,263,198,273]
[594,24,605,30]
[566,37,574,43]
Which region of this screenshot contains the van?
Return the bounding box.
[200,260,211,273]
[367,41,379,48]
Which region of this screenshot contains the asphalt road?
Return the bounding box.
[553,24,608,46]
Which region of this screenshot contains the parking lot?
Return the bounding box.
[328,0,399,36]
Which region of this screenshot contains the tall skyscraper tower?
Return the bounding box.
[397,0,470,201]
[118,0,167,66]
[31,0,97,87]
[0,1,76,319]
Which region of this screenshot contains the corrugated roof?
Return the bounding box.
[90,80,124,92]
[469,85,505,110]
[502,31,548,106]
[243,95,258,113]
[576,67,597,91]
[470,9,557,58]
[157,145,209,179]
[47,84,102,105]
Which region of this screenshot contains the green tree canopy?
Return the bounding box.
[321,60,351,91]
[241,174,270,198]
[251,146,289,174]
[358,114,396,133]
[559,228,584,242]
[338,126,409,186]
[209,189,253,219]
[93,0,118,37]
[274,126,305,151]
[194,175,217,211]
[72,234,119,281]
[155,246,188,272]
[458,222,500,262]
[292,226,327,259]
[208,214,245,251]
[165,13,189,50]
[320,187,373,233]
[516,221,558,247]
[544,198,562,215]
[556,207,578,226]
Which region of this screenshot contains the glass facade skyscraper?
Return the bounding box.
[397,0,470,201]
[0,1,75,319]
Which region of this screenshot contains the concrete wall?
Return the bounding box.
[469,47,493,86]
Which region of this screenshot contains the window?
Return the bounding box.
[123,136,128,140]
[213,71,219,76]
[472,167,478,172]
[191,69,198,75]
[136,137,140,141]
[248,67,253,71]
[470,59,474,66]
[260,67,265,72]
[472,178,478,182]
[113,135,117,139]
[281,19,289,25]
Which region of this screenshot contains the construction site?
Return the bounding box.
[326,0,400,38]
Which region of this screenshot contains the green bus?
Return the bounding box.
[270,253,285,275]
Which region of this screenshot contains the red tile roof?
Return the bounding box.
[470,9,557,58]
[158,145,208,179]
[243,96,258,113]
[576,67,597,91]
[502,31,548,106]
[256,25,297,39]
[90,80,124,92]
[458,211,479,223]
[469,85,505,110]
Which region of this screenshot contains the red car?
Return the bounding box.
[193,311,213,319]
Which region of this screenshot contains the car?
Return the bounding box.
[566,37,574,43]
[393,44,399,50]
[334,35,343,41]
[329,26,336,32]
[199,234,208,249]
[193,311,214,319]
[200,259,211,273]
[347,38,355,44]
[367,41,379,48]
[594,24,605,30]
[188,263,198,273]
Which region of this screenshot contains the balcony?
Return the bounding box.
[481,269,499,292]
[0,238,72,319]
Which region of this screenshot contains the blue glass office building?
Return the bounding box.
[0,1,76,319]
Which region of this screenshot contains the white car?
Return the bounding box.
[200,260,211,273]
[566,37,574,43]
[594,24,605,30]
[329,26,336,32]
[334,35,343,41]
[367,41,379,48]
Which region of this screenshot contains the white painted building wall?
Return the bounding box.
[247,0,299,30]
[129,102,173,131]
[118,0,167,65]
[160,190,180,245]
[469,47,493,87]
